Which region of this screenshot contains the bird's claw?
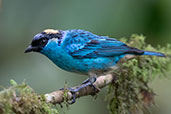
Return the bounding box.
[59,76,99,104]
[89,83,100,92]
[67,88,77,104]
[81,76,100,92]
[59,87,78,104]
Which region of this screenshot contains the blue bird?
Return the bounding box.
[25,29,165,103]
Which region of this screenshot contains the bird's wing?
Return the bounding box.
[64,32,143,59]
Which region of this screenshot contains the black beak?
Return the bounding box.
[25,45,40,53]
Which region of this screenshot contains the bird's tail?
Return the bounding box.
[143,51,165,57]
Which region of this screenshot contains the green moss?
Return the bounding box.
[106,34,171,114]
[0,80,58,114]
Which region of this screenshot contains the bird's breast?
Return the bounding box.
[41,47,125,74]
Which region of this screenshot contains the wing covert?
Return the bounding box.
[62,30,143,59]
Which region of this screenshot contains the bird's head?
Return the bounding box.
[25,29,63,54]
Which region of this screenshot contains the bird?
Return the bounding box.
[25,29,165,103]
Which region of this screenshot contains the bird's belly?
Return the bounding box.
[43,48,125,74]
[78,56,123,73]
[52,55,124,74]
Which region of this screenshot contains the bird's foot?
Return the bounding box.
[81,76,100,92]
[60,76,100,104]
[81,76,97,84]
[67,80,99,104]
[59,87,77,104]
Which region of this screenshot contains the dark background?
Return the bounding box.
[0,0,171,114]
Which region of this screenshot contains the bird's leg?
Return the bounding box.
[67,81,96,104]
[81,76,99,91]
[81,76,96,84]
[60,74,99,104]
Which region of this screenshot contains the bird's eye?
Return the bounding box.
[40,38,48,46]
[42,39,46,44]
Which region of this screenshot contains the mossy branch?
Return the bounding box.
[45,74,115,104]
[0,34,171,114]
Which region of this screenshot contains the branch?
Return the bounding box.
[45,74,114,104]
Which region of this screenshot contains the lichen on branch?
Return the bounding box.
[106,34,171,114]
[0,80,58,114]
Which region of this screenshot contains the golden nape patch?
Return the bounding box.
[43,29,59,34]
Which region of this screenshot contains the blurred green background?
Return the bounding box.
[0,0,171,114]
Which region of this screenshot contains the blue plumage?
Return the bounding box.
[25,29,165,75]
[143,51,165,57]
[25,29,165,103]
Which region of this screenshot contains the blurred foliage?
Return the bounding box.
[106,35,171,114]
[0,80,58,114]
